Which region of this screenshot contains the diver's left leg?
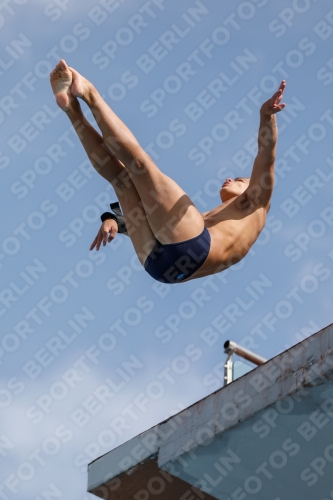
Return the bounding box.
[50,62,156,265]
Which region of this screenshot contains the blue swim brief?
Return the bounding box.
[144,227,211,284]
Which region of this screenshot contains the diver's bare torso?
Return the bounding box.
[185,196,267,282]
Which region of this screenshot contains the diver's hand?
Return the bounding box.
[260,80,286,116]
[90,219,118,251]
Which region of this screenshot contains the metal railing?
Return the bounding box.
[223,340,267,385]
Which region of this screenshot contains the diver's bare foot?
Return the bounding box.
[50,59,75,111]
[69,66,93,104]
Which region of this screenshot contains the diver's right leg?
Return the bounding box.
[65,61,205,245]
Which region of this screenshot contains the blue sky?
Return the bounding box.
[1,0,333,498]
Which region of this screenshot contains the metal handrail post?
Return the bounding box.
[224,351,234,386]
[224,340,267,366]
[223,340,267,385]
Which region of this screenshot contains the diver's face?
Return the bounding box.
[220,177,249,202]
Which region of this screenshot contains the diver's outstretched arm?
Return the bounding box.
[247,80,286,209]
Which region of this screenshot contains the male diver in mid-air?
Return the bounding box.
[50,60,286,284]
